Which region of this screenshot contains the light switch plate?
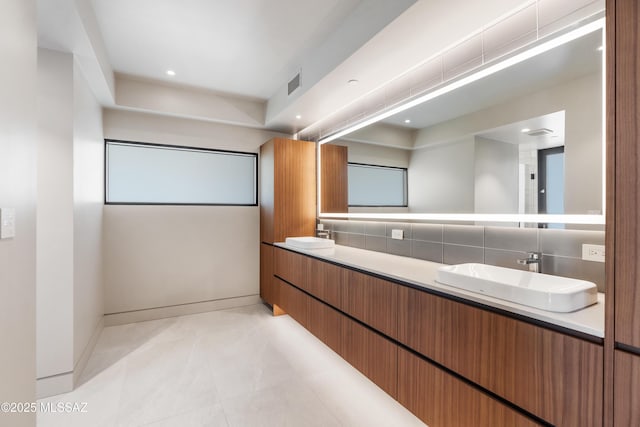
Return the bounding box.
[0,208,16,239]
[582,244,605,262]
[391,229,404,240]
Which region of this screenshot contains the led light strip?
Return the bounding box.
[319,212,605,225]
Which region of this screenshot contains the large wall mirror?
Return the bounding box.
[319,17,605,228]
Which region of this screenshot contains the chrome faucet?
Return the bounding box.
[316,229,332,239]
[517,252,542,273]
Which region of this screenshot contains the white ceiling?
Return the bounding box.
[90,0,362,99]
[477,110,566,148]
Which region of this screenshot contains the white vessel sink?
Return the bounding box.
[436,263,597,312]
[285,236,335,250]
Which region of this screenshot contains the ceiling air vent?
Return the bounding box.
[288,72,301,96]
[526,128,554,137]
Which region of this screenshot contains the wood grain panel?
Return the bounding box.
[398,348,540,427]
[259,139,275,244]
[306,256,344,309]
[342,270,398,338]
[397,286,603,426]
[320,143,348,213]
[604,0,616,424]
[614,0,640,351]
[275,277,310,329]
[272,138,317,243]
[308,297,343,355]
[259,243,275,305]
[614,350,640,425]
[274,247,306,291]
[342,316,397,398]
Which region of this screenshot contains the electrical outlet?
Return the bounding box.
[582,244,605,263]
[317,223,324,231]
[391,229,404,240]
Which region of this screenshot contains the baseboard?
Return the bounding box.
[36,371,73,399]
[36,317,105,399]
[103,294,261,326]
[73,317,104,386]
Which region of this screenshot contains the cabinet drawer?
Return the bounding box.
[342,270,398,338]
[275,277,310,329]
[398,348,540,427]
[308,297,343,356]
[306,257,344,309]
[274,247,306,290]
[614,350,640,425]
[342,316,397,398]
[397,286,603,426]
[260,243,275,305]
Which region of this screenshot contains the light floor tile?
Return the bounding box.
[38,304,425,427]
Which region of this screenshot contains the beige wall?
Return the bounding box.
[103,109,283,315]
[0,1,37,425]
[36,49,75,381]
[73,61,104,368]
[35,49,105,397]
[408,138,476,213]
[413,72,603,215]
[474,137,519,213]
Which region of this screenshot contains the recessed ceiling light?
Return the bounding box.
[166,70,176,76]
[295,114,302,119]
[347,79,359,86]
[521,128,531,133]
[404,119,411,124]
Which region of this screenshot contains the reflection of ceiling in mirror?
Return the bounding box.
[476,110,566,149]
[381,29,602,130]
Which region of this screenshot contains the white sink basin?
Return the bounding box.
[436,263,597,312]
[285,236,335,250]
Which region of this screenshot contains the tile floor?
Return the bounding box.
[37,304,426,426]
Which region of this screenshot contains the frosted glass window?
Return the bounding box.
[348,163,408,207]
[106,141,257,205]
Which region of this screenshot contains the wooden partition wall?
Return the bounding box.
[606,0,640,425]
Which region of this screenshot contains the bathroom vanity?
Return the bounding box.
[269,242,604,427]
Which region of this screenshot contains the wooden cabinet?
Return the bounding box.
[342,270,397,338]
[259,138,316,244]
[398,348,540,427]
[320,143,348,213]
[397,286,603,426]
[260,243,276,305]
[259,138,316,306]
[272,248,605,425]
[614,350,640,425]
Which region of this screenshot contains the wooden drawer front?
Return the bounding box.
[614,350,640,425]
[342,270,398,338]
[260,243,275,305]
[275,277,310,329]
[398,348,540,427]
[274,248,306,291]
[308,297,343,356]
[397,286,603,426]
[306,257,344,309]
[342,316,397,398]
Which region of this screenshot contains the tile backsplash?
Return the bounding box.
[319,220,606,292]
